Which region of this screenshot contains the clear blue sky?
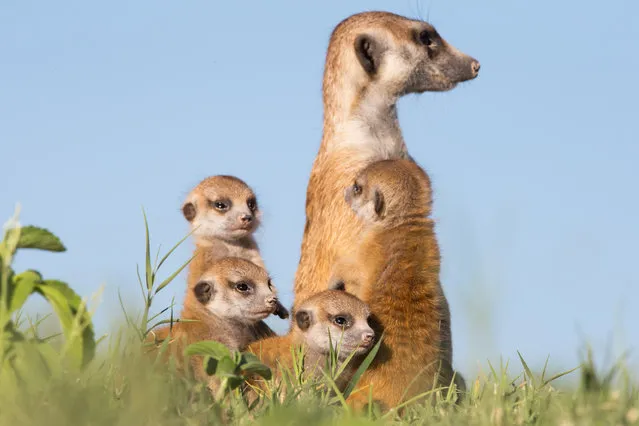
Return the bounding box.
[2,0,637,377]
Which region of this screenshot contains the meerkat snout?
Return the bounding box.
[471,60,481,76]
[361,330,375,346]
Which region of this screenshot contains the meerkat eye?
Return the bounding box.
[333,316,348,327]
[247,198,257,212]
[210,200,229,211]
[235,282,250,292]
[352,183,362,196]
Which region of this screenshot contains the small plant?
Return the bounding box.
[185,340,273,402]
[0,205,96,382]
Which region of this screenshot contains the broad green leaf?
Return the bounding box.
[37,280,96,369]
[240,352,262,365]
[8,270,41,314]
[215,356,238,377]
[204,356,219,376]
[184,340,232,360]
[16,226,66,252]
[240,361,272,380]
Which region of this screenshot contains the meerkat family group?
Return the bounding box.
[146,10,479,412]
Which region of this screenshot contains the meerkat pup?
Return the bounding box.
[244,290,375,400]
[329,159,463,412]
[293,11,480,310]
[181,175,289,325]
[145,257,284,389]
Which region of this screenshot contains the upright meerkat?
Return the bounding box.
[293,11,480,309]
[145,257,284,386]
[182,175,289,326]
[330,159,462,411]
[244,290,375,400]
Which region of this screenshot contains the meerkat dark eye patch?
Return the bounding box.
[247,197,258,212]
[374,189,385,217]
[194,281,214,304]
[182,202,197,222]
[329,280,346,291]
[355,34,380,76]
[295,310,312,331]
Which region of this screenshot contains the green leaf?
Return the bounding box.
[8,270,41,314]
[184,340,232,361]
[204,356,219,376]
[16,226,66,252]
[215,356,238,377]
[342,333,384,400]
[142,209,153,291]
[37,280,96,369]
[542,365,581,388]
[517,350,537,389]
[155,228,196,273]
[240,361,272,381]
[153,253,196,295]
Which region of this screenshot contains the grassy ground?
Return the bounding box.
[1,210,637,425]
[0,327,637,426]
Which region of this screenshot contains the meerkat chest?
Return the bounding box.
[336,118,408,160]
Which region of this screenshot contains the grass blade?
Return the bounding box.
[154,254,196,296]
[142,208,153,292]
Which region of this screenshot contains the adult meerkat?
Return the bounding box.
[145,257,284,387]
[293,11,480,309]
[330,159,463,411]
[182,175,289,327]
[245,290,375,400]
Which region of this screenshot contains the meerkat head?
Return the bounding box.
[293,290,375,360]
[345,159,432,222]
[327,11,479,102]
[191,257,287,323]
[182,175,261,242]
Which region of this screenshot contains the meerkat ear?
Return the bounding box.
[274,301,290,319]
[373,189,385,218]
[354,34,381,76]
[193,280,215,304]
[329,280,346,291]
[182,202,197,222]
[295,310,312,331]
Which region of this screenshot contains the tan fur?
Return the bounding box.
[182,175,288,337]
[145,257,283,390]
[244,290,375,403]
[329,159,463,411]
[293,11,480,310]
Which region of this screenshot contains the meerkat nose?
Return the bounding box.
[265,296,277,306]
[240,214,253,223]
[362,331,374,344]
[471,60,481,76]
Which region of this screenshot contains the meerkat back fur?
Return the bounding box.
[293,11,480,310]
[330,159,463,411]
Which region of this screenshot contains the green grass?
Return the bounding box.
[1,207,637,425]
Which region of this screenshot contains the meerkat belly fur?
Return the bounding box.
[330,159,464,411]
[293,11,480,310]
[181,175,289,336]
[244,290,375,402]
[145,257,284,392]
